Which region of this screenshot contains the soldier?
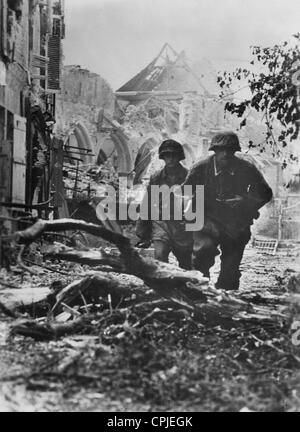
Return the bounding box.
[136,139,193,269]
[183,131,273,290]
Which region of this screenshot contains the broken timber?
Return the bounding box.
[5,218,289,339]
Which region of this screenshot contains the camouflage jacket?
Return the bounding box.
[183,154,273,237]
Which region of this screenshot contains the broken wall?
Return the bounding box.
[55,65,116,164]
[119,92,230,181]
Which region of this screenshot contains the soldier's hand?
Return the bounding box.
[135,240,152,249]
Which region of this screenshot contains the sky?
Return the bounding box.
[63,0,300,90]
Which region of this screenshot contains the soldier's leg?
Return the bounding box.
[216,232,250,290]
[169,221,193,270]
[172,245,193,270]
[192,231,219,278]
[153,240,171,263]
[152,221,171,263]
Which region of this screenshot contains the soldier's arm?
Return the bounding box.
[243,165,273,211]
[181,163,205,197]
[180,163,206,218]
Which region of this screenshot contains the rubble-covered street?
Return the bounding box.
[1,0,300,415]
[0,243,299,412]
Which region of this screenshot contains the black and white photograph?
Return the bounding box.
[0,0,300,414]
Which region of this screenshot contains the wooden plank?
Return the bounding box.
[51,138,64,208]
[12,115,26,204]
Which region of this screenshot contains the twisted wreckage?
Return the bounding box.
[1,217,297,344]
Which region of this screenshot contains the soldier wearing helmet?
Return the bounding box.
[136,139,193,269]
[182,131,273,290]
[158,139,186,161]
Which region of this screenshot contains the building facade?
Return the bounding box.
[0,0,64,214]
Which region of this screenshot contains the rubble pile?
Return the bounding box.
[119,94,229,181]
[1,218,291,337]
[0,221,299,411]
[63,160,118,202]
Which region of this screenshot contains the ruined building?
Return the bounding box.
[56,44,231,186]
[55,65,124,168]
[115,43,230,182]
[0,0,65,223]
[55,43,300,245]
[115,44,300,245]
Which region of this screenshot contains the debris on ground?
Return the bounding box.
[0,218,299,411]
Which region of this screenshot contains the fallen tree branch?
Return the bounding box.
[51,272,157,315]
[43,244,125,271]
[7,218,289,331]
[10,305,192,341]
[7,219,131,252]
[10,316,89,341]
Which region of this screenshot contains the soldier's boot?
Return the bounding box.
[215,277,240,291]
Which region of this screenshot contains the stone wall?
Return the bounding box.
[118,92,231,180]
[55,65,116,164]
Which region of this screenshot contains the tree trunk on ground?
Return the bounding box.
[4,218,289,339]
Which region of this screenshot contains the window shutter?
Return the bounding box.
[0,0,8,61]
[47,35,61,91]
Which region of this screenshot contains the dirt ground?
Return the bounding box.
[0,246,300,412]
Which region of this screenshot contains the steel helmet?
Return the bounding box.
[209,132,241,152]
[158,139,185,160]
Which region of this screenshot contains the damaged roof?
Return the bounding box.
[117,43,210,95]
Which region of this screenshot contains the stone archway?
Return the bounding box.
[133,137,157,184]
[109,129,134,173]
[64,122,94,165]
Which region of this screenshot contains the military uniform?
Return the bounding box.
[183,132,273,290]
[136,140,193,269]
